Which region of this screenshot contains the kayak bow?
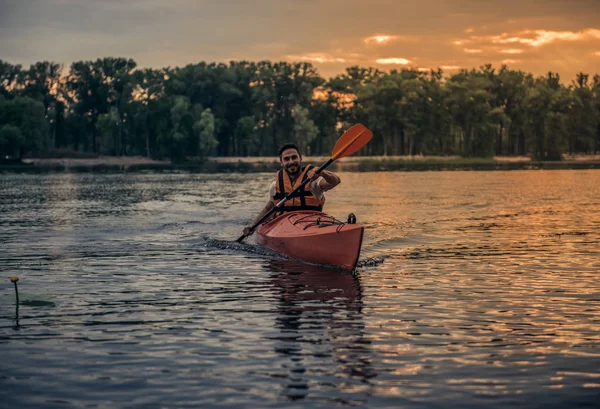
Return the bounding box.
[255,211,364,270]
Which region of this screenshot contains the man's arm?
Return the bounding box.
[311,169,340,191]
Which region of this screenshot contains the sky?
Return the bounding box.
[1,0,599,81]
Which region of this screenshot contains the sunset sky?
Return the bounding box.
[1,0,599,81]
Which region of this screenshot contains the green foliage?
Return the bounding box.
[0,124,25,157]
[0,60,22,99]
[0,96,48,154]
[195,108,218,158]
[97,108,121,155]
[166,96,192,162]
[235,116,259,156]
[0,58,598,161]
[66,57,137,153]
[292,104,319,155]
[543,112,568,160]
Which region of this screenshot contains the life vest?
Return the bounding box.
[272,164,325,212]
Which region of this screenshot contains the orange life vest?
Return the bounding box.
[272,164,325,212]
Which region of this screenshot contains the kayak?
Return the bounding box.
[255,210,364,270]
[255,211,364,269]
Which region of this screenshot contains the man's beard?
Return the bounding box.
[285,164,300,177]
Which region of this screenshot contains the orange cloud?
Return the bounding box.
[463,48,482,53]
[440,65,461,70]
[364,35,417,45]
[491,29,600,47]
[500,49,524,54]
[287,53,346,63]
[376,58,411,65]
[502,59,519,64]
[454,28,600,53]
[364,35,397,44]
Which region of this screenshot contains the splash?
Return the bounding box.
[202,237,287,258]
[356,256,387,268]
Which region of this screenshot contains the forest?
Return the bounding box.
[1,58,599,162]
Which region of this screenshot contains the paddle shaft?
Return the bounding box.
[236,158,333,243]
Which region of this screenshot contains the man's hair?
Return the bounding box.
[278,143,301,158]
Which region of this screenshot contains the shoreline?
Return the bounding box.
[2,155,600,173]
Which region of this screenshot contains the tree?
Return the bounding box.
[0,60,22,98]
[292,104,319,155]
[0,96,48,155]
[568,73,598,154]
[235,116,259,156]
[524,73,573,160]
[96,107,120,155]
[308,89,340,155]
[2,57,599,160]
[131,68,169,157]
[194,108,218,158]
[66,57,137,153]
[446,70,497,157]
[492,67,532,155]
[593,75,600,153]
[16,61,66,152]
[421,69,452,154]
[166,95,193,162]
[0,124,25,158]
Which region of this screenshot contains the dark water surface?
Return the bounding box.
[1,170,599,408]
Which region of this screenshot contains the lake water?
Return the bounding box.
[1,170,599,408]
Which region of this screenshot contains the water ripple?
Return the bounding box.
[1,171,599,408]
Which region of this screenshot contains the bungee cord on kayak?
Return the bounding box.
[290,213,357,233]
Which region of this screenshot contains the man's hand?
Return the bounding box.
[306,168,320,181]
[242,226,253,236]
[315,169,340,191]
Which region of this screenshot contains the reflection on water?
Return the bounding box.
[266,260,374,403]
[0,170,599,408]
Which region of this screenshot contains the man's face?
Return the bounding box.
[280,148,302,176]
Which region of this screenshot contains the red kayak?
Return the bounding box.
[255,211,364,270]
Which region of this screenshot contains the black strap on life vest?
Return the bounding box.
[276,167,286,200]
[274,165,323,213]
[273,189,316,201]
[273,165,316,201]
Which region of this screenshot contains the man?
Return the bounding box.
[242,143,341,236]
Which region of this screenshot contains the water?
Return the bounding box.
[1,170,599,408]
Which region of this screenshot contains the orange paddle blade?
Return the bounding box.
[332,124,373,160]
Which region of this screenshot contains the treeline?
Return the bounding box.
[1,58,599,161]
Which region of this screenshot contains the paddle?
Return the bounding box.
[236,123,373,243]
